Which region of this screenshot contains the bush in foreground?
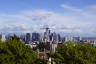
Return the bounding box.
[0,40,37,64]
[52,42,96,64]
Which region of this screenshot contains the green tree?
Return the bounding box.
[11,34,20,41]
[37,42,46,52]
[0,39,37,64]
[53,42,96,64]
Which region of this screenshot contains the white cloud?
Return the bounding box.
[83,5,96,16]
[0,9,96,36]
[61,4,96,16]
[88,5,96,9]
[61,4,82,12]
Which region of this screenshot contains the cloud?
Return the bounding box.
[84,5,96,15]
[61,4,96,16]
[0,9,96,36]
[61,4,82,12]
[88,5,96,9]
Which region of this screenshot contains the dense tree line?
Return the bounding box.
[51,41,96,64]
[0,38,37,64]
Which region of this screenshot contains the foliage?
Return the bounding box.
[11,34,20,41]
[35,59,46,64]
[53,42,96,64]
[37,42,46,51]
[0,39,37,64]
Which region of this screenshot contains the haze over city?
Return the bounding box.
[0,0,96,37]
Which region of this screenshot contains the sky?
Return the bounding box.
[0,0,96,37]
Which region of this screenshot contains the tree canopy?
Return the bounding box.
[0,39,37,64]
[37,42,46,52]
[52,42,96,64]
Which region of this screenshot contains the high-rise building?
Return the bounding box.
[20,34,26,42]
[64,36,73,42]
[73,37,82,42]
[0,34,2,40]
[57,34,62,43]
[1,34,6,41]
[5,34,12,40]
[52,32,58,43]
[25,33,31,43]
[43,27,51,42]
[32,32,40,42]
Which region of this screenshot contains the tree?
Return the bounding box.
[0,39,37,64]
[11,34,20,41]
[53,42,96,64]
[37,42,46,52]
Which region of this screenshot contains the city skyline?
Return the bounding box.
[0,0,96,37]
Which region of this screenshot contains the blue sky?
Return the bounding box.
[0,0,96,12]
[0,0,96,36]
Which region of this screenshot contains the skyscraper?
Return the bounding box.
[1,34,6,41]
[32,32,40,42]
[25,33,31,43]
[43,27,51,42]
